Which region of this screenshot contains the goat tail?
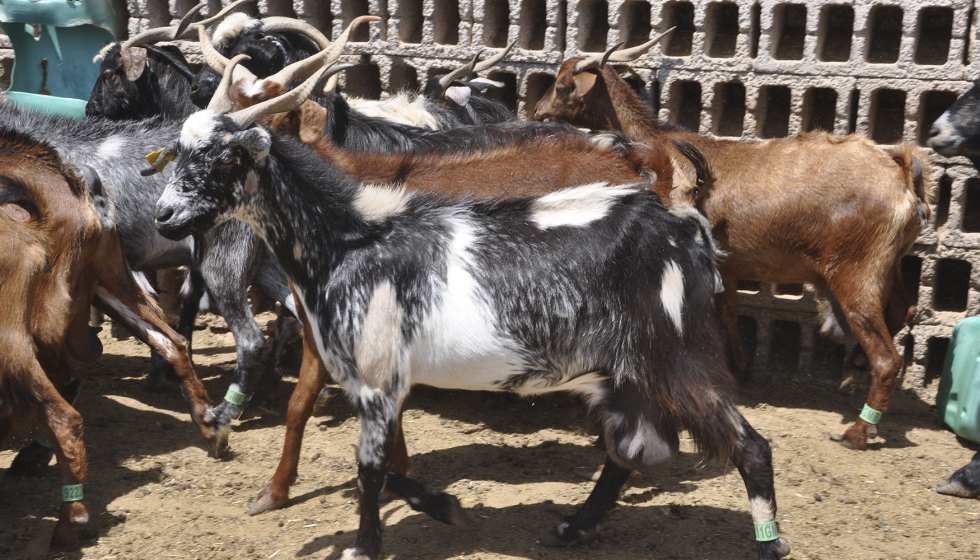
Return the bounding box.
[888,143,935,226]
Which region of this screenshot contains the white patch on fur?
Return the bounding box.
[353,184,409,223]
[212,13,255,48]
[95,286,177,359]
[93,43,115,63]
[530,183,636,230]
[283,292,296,316]
[749,496,775,523]
[627,419,653,459]
[98,136,125,159]
[349,93,442,130]
[293,241,302,260]
[588,133,621,150]
[338,548,372,560]
[444,86,471,106]
[660,261,685,336]
[355,281,403,389]
[131,271,157,295]
[408,215,525,390]
[180,111,219,148]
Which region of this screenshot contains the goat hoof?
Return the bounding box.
[540,521,598,548]
[334,546,375,560]
[248,484,287,515]
[7,441,54,476]
[757,537,791,559]
[835,424,868,450]
[936,480,979,498]
[573,465,603,482]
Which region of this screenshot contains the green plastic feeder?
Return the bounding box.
[936,316,980,444]
[0,0,116,119]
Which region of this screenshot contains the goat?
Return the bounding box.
[0,128,220,549]
[422,44,517,125]
[152,66,790,560]
[86,1,250,120]
[535,40,933,452]
[925,85,980,501]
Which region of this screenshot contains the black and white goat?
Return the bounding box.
[152,68,791,560]
[422,44,517,125]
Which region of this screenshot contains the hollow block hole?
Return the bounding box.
[578,0,609,51]
[737,315,758,367]
[817,4,853,62]
[772,4,806,60]
[965,7,975,65]
[802,87,837,132]
[389,64,419,93]
[147,0,170,27]
[712,81,745,137]
[933,259,971,312]
[264,0,295,17]
[668,80,701,132]
[345,63,382,99]
[866,5,903,63]
[846,89,859,134]
[757,85,792,139]
[901,255,922,306]
[869,89,906,144]
[737,280,761,293]
[557,0,567,51]
[434,0,460,45]
[963,178,980,232]
[705,2,739,58]
[484,71,518,113]
[342,0,372,42]
[774,283,804,296]
[935,174,952,229]
[915,7,953,65]
[484,0,510,48]
[918,91,958,146]
[398,0,424,43]
[812,329,845,380]
[925,337,950,386]
[750,2,761,58]
[519,0,547,50]
[769,320,802,375]
[662,2,695,56]
[650,78,661,114]
[619,1,652,48]
[302,0,333,37]
[525,73,556,120]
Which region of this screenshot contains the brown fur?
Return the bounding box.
[536,59,935,450]
[0,134,221,550]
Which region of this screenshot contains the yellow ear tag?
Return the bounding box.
[145,148,176,173]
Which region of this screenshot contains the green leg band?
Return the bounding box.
[859,404,882,425]
[36,433,51,448]
[754,520,779,542]
[61,484,83,502]
[224,387,246,406]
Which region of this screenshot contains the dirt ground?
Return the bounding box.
[2,314,980,560]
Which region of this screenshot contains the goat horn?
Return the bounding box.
[175,0,251,39]
[606,27,676,63]
[573,41,624,74]
[228,63,336,127]
[208,54,251,113]
[261,17,332,50]
[315,63,354,96]
[438,51,481,89]
[262,15,380,89]
[473,40,515,73]
[197,24,258,83]
[121,2,204,49]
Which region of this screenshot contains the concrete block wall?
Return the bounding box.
[3,0,980,392]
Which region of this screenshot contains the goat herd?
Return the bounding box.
[2,2,980,558]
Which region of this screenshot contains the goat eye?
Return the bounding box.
[219,155,239,166]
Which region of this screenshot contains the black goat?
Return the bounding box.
[152,68,790,560]
[422,45,516,125]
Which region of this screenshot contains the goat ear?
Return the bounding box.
[121,47,149,81]
[572,71,598,98]
[445,85,472,106]
[230,128,272,161]
[79,164,114,229]
[298,100,326,144]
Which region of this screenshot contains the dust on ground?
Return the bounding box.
[2,315,979,560]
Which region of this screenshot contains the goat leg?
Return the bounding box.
[719,272,750,379]
[147,269,204,391]
[382,471,471,529]
[733,416,791,560]
[937,450,980,499]
[540,456,633,547]
[9,375,81,476]
[246,308,302,413]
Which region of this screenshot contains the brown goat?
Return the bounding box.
[0,129,221,549]
[535,57,932,451]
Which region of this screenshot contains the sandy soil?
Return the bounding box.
[2,315,979,560]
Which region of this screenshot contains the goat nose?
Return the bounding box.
[155,206,174,223]
[928,124,943,140]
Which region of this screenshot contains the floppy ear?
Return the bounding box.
[298,100,326,144]
[78,164,114,228]
[120,47,149,81]
[445,85,471,106]
[572,71,598,98]
[230,128,272,161]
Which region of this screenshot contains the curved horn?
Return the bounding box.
[197,24,258,83]
[174,0,251,39]
[606,28,675,63]
[438,51,480,89]
[473,40,515,73]
[315,63,354,96]
[228,64,336,127]
[573,41,624,74]
[208,54,251,113]
[262,15,380,88]
[261,17,332,50]
[121,3,204,49]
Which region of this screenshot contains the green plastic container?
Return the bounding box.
[936,316,980,444]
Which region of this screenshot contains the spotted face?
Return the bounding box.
[154,111,270,240]
[929,78,980,158]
